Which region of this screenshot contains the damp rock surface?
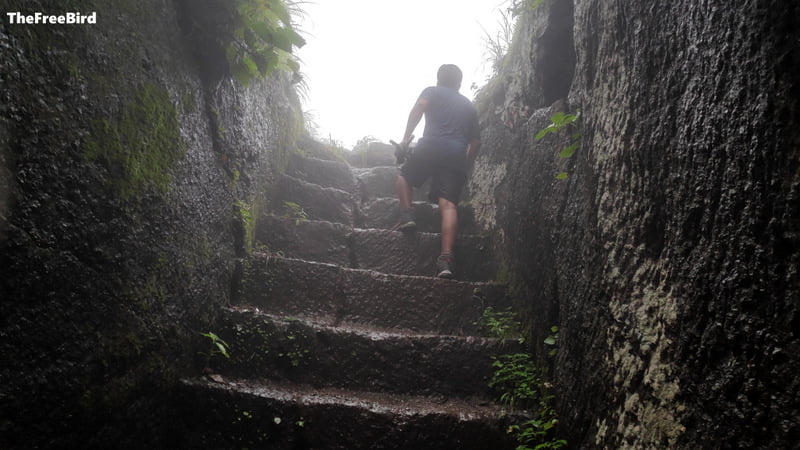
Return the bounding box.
[468,1,800,448]
[0,0,302,447]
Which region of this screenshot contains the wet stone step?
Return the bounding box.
[348,227,495,281]
[270,174,357,226]
[236,256,511,335]
[360,197,480,235]
[352,166,429,202]
[177,377,519,450]
[214,306,521,397]
[254,215,496,280]
[254,215,352,268]
[286,153,358,194]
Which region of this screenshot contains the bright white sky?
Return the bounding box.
[296,1,510,149]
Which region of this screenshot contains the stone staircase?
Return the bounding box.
[177,148,519,449]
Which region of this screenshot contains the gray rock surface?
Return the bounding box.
[468,1,800,448]
[0,0,303,447]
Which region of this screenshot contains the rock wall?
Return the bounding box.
[0,0,303,447]
[469,0,799,448]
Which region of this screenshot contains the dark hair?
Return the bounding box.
[436,64,462,89]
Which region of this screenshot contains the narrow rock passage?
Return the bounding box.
[178,145,519,449]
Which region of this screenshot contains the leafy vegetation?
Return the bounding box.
[507,0,546,15]
[543,325,559,356]
[222,0,306,85]
[480,0,546,77]
[480,306,525,344]
[183,0,306,85]
[535,110,581,179]
[227,317,312,370]
[481,7,516,74]
[510,416,568,450]
[200,331,231,368]
[236,199,259,254]
[282,201,308,224]
[490,352,567,450]
[482,307,566,449]
[237,199,254,226]
[490,352,541,409]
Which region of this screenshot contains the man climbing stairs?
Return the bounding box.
[178,145,521,449]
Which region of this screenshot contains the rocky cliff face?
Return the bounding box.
[469,0,799,448]
[0,0,302,447]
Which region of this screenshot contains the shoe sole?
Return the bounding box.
[396,221,417,233]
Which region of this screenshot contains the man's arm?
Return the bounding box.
[465,105,481,164]
[401,98,428,148]
[466,138,481,164]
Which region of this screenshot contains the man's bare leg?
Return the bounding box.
[438,197,458,253]
[395,175,416,232]
[437,197,458,278]
[396,175,413,210]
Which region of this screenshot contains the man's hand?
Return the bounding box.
[401,98,428,149]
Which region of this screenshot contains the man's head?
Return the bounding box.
[436,64,462,90]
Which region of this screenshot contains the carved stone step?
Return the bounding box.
[270,174,357,226]
[353,165,429,202]
[177,377,519,450]
[236,255,510,335]
[254,215,496,280]
[213,306,521,397]
[348,227,494,281]
[286,153,358,194]
[360,197,480,235]
[255,216,352,267]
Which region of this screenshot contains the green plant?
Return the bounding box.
[543,326,559,356]
[480,307,525,344]
[283,201,308,224]
[535,110,581,179]
[237,199,253,225]
[506,0,546,16]
[235,199,258,254]
[276,332,310,367]
[200,331,230,368]
[481,0,546,78]
[529,0,546,10]
[490,353,541,409]
[223,0,306,85]
[511,411,568,450]
[481,7,516,73]
[490,352,566,448]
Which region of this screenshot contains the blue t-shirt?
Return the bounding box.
[418,86,480,153]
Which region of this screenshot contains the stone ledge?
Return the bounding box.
[178,377,519,450]
[215,306,522,397]
[237,255,510,335]
[255,215,495,280]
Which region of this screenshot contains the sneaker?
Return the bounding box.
[395,208,417,233]
[436,254,453,279]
